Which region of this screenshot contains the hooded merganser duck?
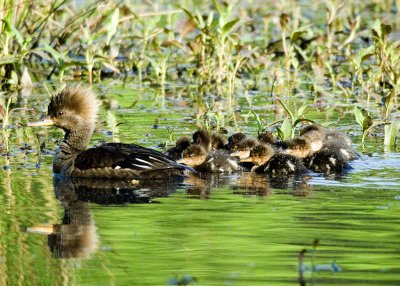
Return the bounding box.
[241,144,306,177]
[165,136,191,160]
[177,144,241,173]
[28,87,192,179]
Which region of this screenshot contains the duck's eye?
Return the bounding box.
[58,111,64,116]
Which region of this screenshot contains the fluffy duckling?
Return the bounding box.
[300,123,357,160]
[192,129,212,151]
[165,136,191,160]
[225,132,247,151]
[285,136,351,175]
[28,87,192,179]
[299,124,326,153]
[211,134,227,150]
[177,144,241,174]
[241,144,306,177]
[257,131,289,150]
[230,138,259,159]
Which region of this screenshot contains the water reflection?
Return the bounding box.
[27,176,182,259]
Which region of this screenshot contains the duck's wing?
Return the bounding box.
[74,143,193,172]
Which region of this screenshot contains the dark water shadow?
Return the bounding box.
[27,175,182,259]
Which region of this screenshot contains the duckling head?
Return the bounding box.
[257,131,275,144]
[285,137,312,158]
[211,134,227,150]
[299,124,326,152]
[177,145,208,167]
[226,132,247,151]
[175,136,191,151]
[192,129,212,151]
[230,138,258,159]
[240,144,275,166]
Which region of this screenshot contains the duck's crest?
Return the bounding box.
[49,86,100,122]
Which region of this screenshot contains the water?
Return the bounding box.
[1,84,400,285]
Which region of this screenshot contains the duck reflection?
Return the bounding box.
[27,176,181,258]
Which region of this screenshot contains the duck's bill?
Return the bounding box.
[27,118,54,127]
[26,224,55,234]
[240,157,253,162]
[230,150,250,159]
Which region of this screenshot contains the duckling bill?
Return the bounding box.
[28,87,192,179]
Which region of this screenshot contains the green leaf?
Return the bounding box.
[297,105,307,117]
[354,107,365,128]
[106,8,119,45]
[280,118,293,140]
[384,121,400,146]
[222,18,239,34]
[276,98,294,122]
[0,55,19,65]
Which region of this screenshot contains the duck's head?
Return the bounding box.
[211,134,227,150]
[257,131,275,144]
[285,137,312,158]
[175,136,191,151]
[240,144,275,166]
[299,124,325,152]
[226,132,247,150]
[28,86,100,132]
[230,138,258,159]
[177,145,207,167]
[192,129,212,151]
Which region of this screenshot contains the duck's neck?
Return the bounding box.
[54,123,94,174]
[63,123,94,152]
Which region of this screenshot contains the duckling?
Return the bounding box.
[257,131,289,150]
[299,123,326,153]
[300,123,357,160]
[325,128,352,147]
[27,86,193,179]
[230,138,259,159]
[165,136,191,160]
[225,132,247,151]
[285,136,352,175]
[303,148,351,175]
[192,129,212,151]
[211,134,227,150]
[241,144,306,177]
[177,144,241,174]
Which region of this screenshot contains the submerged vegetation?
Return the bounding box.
[1,0,400,149]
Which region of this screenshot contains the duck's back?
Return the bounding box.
[254,153,306,177]
[70,143,189,179]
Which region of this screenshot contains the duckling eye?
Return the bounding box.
[58,111,64,116]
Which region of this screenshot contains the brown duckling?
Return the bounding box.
[211,133,227,150]
[177,144,241,174]
[230,138,259,159]
[165,136,191,160]
[257,131,289,150]
[299,123,326,153]
[28,87,193,179]
[241,144,306,177]
[192,129,212,151]
[299,123,357,161]
[285,136,352,175]
[225,132,247,151]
